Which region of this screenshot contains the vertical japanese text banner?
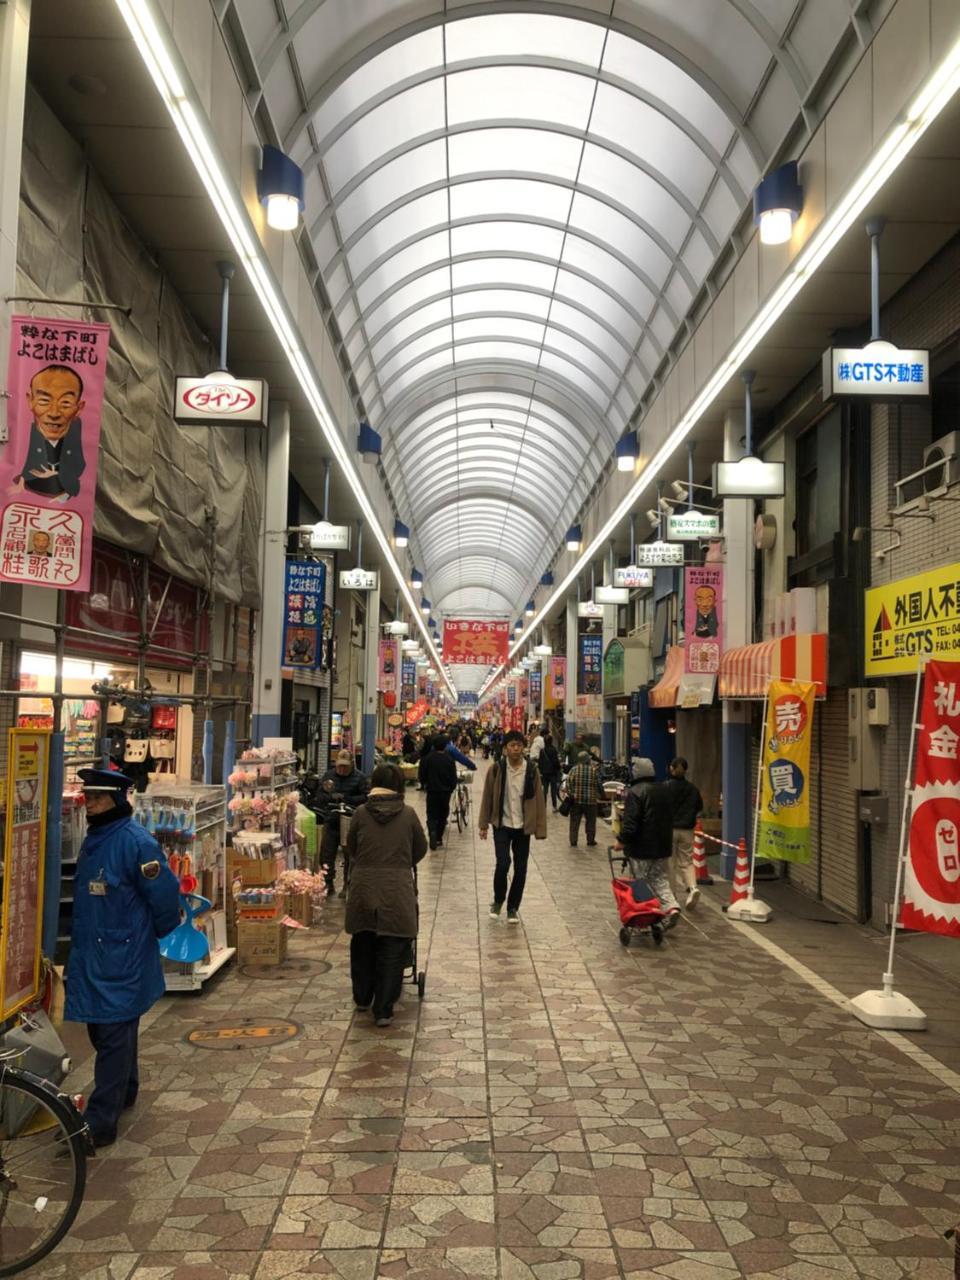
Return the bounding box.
[578,634,603,695]
[379,638,398,693]
[757,680,815,863]
[401,659,417,706]
[901,660,960,938]
[282,560,326,669]
[684,565,723,673]
[1,316,111,592]
[0,730,50,1019]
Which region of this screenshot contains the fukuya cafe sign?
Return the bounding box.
[174,374,269,427]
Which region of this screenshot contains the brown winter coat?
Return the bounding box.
[344,792,428,938]
[478,759,548,839]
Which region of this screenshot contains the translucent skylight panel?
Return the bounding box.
[578,145,689,250]
[538,352,607,406]
[727,137,761,198]
[547,300,629,363]
[371,303,453,364]
[682,228,715,283]
[323,81,445,194]
[311,29,444,146]
[590,84,716,208]
[451,257,558,293]
[335,140,447,241]
[446,66,594,132]
[648,307,676,351]
[567,194,672,291]
[600,33,736,157]
[559,238,653,317]
[383,350,456,405]
[355,232,449,311]
[663,271,694,320]
[455,317,547,345]
[636,337,661,379]
[451,222,564,260]
[445,13,606,65]
[310,217,341,274]
[701,179,741,243]
[542,330,619,394]
[448,128,583,182]
[378,327,452,387]
[363,267,452,333]
[450,178,572,224]
[452,289,551,320]
[324,262,351,311]
[453,340,540,368]
[346,191,448,278]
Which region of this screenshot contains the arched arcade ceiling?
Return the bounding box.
[223,0,876,690]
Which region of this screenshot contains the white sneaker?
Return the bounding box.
[685,887,701,910]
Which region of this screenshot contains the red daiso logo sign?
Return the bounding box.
[174,375,269,427]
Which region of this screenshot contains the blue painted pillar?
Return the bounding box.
[222,719,237,803]
[42,732,65,958]
[202,719,215,785]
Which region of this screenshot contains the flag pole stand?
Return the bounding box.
[727,690,772,924]
[849,664,927,1031]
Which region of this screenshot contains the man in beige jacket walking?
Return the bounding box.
[479,730,547,923]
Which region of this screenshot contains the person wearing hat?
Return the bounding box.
[319,750,370,894]
[65,769,180,1148]
[617,758,680,928]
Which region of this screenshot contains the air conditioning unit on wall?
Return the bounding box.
[923,432,960,492]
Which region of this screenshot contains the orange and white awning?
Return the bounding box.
[649,645,685,708]
[719,633,828,699]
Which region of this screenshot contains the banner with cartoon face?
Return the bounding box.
[757,680,816,863]
[0,316,110,592]
[901,660,960,938]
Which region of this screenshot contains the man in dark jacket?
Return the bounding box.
[419,734,458,849]
[319,750,370,893]
[663,756,704,910]
[618,757,680,928]
[65,768,180,1148]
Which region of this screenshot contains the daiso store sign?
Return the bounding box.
[174,374,269,427]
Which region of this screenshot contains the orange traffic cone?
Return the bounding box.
[692,821,713,886]
[727,838,750,907]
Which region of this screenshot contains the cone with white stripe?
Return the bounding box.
[692,821,713,886]
[727,839,750,906]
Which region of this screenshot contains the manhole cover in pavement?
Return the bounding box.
[185,1018,301,1050]
[241,959,332,980]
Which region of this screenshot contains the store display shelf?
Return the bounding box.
[163,946,236,992]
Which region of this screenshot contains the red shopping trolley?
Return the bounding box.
[608,847,667,948]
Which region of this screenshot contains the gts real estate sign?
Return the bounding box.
[866,565,960,675]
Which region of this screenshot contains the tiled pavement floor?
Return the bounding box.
[35,769,960,1279]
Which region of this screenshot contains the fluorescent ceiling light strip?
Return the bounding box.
[478,30,960,700]
[114,0,455,701]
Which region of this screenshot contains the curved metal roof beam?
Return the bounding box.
[399,467,587,525]
[385,414,597,485]
[334,211,678,337]
[309,63,745,211]
[361,327,623,408]
[385,402,597,459]
[427,548,534,586]
[415,490,553,540]
[319,170,698,303]
[368,308,638,390]
[433,585,518,613]
[416,522,549,565]
[344,247,662,361]
[378,359,616,442]
[314,122,725,260]
[430,564,527,598]
[389,438,586,494]
[276,2,766,167]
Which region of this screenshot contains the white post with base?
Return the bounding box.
[849,664,927,1031]
[727,689,772,923]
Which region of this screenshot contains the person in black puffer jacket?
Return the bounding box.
[618,757,681,928]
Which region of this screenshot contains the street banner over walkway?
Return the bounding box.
[757,679,816,863]
[901,659,960,938]
[443,619,509,666]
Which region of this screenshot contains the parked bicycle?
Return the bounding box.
[0,1015,90,1275]
[453,771,473,833]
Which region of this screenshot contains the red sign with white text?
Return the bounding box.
[443,619,510,667]
[901,660,960,938]
[0,316,110,591]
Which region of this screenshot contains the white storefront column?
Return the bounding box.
[601,603,617,760]
[252,400,290,743]
[721,407,755,878]
[0,0,31,444]
[564,596,577,744]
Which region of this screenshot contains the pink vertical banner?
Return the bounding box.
[684,565,723,673]
[0,316,110,592]
[378,639,398,693]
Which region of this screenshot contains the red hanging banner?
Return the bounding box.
[443,619,510,666]
[901,660,960,938]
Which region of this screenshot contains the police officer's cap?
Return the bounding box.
[77,767,135,793]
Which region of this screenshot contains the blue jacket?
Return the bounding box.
[65,815,181,1024]
[445,742,477,770]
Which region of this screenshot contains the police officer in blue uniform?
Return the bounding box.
[65,769,180,1148]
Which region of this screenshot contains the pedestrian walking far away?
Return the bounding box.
[663,755,704,910]
[479,729,547,923]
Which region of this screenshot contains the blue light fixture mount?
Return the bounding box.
[357,421,382,462]
[753,160,803,245]
[258,144,305,231]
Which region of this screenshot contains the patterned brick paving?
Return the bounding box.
[35,772,960,1278]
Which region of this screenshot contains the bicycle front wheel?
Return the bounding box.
[0,1070,87,1276]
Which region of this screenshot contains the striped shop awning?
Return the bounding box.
[648,645,686,708]
[719,633,828,699]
